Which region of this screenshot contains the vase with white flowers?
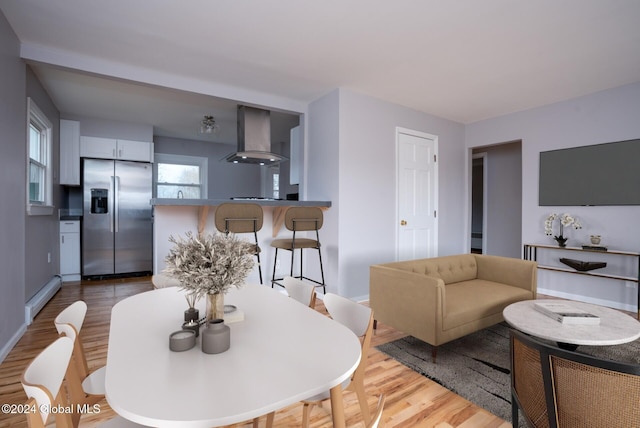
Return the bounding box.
[164,231,255,322]
[544,213,582,247]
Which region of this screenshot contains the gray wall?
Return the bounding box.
[66,115,154,142]
[153,136,262,199]
[466,82,640,312]
[0,11,27,360]
[25,66,61,301]
[482,141,522,258]
[308,88,466,299]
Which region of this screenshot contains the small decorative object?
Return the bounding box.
[164,231,255,324]
[201,319,230,354]
[182,319,200,337]
[590,235,601,245]
[169,330,196,352]
[560,258,607,272]
[544,213,582,247]
[184,294,199,323]
[582,244,608,252]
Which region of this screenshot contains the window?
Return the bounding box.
[27,98,54,215]
[154,153,208,199]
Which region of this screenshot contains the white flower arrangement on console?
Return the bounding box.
[544,213,582,247]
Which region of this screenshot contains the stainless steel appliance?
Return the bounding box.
[82,158,152,277]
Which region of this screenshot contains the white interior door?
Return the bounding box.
[397,128,438,260]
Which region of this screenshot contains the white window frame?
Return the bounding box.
[27,98,54,216]
[154,153,208,199]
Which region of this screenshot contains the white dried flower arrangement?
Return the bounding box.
[164,231,255,300]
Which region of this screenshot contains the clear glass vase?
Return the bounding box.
[206,292,225,323]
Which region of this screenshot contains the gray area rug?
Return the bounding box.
[377,322,640,423]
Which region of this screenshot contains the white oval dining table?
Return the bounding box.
[105,285,361,427]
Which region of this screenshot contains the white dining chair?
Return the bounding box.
[54,301,105,406]
[151,273,180,289]
[21,336,75,428]
[21,336,146,428]
[283,276,317,308]
[300,293,374,427]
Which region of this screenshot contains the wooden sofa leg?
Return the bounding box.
[373,319,378,330]
[432,346,437,364]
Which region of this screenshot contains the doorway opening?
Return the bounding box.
[470,141,522,258]
[471,153,486,254]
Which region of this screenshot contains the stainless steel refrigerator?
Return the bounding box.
[82,158,153,277]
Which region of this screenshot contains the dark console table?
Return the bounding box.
[524,244,640,319]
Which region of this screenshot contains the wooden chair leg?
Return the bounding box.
[352,380,371,425]
[265,411,275,428]
[302,402,314,428]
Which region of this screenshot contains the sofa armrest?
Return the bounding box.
[369,264,444,345]
[473,254,537,297]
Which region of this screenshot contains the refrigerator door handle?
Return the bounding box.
[109,176,115,233]
[114,175,120,233]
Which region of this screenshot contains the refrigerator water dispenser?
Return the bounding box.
[90,188,109,214]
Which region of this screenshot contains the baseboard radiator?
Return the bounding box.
[24,275,62,325]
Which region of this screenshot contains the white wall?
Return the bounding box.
[308,89,466,299]
[306,91,340,293]
[466,82,640,311]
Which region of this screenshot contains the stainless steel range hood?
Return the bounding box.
[223,105,287,165]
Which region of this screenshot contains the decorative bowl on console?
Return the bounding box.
[560,258,607,272]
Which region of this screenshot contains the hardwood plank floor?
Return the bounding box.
[0,278,509,428]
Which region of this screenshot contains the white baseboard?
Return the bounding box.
[25,275,62,325]
[0,323,27,364]
[61,273,81,282]
[537,287,636,313]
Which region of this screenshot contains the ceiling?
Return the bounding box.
[2,0,640,143]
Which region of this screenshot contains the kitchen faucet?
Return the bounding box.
[177,190,184,199]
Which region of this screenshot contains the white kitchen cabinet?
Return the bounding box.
[60,220,81,282]
[116,139,154,162]
[80,136,154,162]
[80,136,117,159]
[60,120,81,185]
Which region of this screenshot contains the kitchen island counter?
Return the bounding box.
[151,198,331,207]
[152,199,332,282]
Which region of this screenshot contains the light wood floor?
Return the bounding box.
[0,277,510,428]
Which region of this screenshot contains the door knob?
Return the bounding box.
[400,220,407,226]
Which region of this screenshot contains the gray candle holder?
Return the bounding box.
[169,330,196,352]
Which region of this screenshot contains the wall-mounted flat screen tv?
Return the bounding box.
[539,139,640,206]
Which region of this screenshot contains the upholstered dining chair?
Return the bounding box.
[300,293,374,427]
[214,203,264,284]
[271,206,325,293]
[283,276,317,308]
[510,329,640,428]
[54,301,105,408]
[21,336,145,428]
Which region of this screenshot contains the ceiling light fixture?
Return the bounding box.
[200,115,220,135]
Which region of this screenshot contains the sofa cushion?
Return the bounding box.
[442,279,533,330]
[421,254,478,284]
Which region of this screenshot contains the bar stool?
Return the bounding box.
[214,203,264,284]
[271,207,325,293]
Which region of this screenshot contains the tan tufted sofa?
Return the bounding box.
[370,254,537,362]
